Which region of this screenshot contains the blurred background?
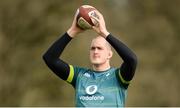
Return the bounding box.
[0,0,180,107]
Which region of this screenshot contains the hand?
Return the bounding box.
[67,9,84,38]
[90,10,110,38]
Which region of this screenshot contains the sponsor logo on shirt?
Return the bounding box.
[79,85,104,101]
[86,85,97,95]
[79,95,104,101]
[84,73,90,77]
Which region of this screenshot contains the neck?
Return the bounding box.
[92,62,111,72]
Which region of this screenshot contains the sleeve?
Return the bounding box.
[106,34,138,88]
[42,32,76,85]
[66,65,86,87]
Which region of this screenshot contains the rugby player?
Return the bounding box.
[43,9,137,107]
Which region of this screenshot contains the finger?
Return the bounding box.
[73,9,79,21]
[92,26,97,30]
[71,9,80,26]
[90,15,99,22]
[92,26,100,33]
[90,15,100,26]
[75,9,79,17]
[93,10,103,19]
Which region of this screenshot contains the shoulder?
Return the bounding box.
[72,66,91,74]
[108,67,119,74]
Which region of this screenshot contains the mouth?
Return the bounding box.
[92,57,101,61]
[93,55,100,58]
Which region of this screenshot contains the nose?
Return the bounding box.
[94,48,98,53]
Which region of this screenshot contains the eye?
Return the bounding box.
[90,46,103,51]
[97,47,102,50]
[91,47,96,50]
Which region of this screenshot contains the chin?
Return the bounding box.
[91,60,102,65]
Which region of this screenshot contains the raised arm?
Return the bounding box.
[42,9,83,81]
[43,33,72,80]
[106,34,137,82]
[90,10,137,87]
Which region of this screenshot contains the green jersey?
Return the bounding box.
[43,33,137,107]
[66,65,128,107]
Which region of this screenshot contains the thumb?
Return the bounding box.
[92,26,100,34]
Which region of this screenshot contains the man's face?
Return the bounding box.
[90,37,112,65]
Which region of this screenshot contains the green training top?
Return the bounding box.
[66,65,129,107]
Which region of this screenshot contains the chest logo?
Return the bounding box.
[85,85,98,95]
[84,73,90,77]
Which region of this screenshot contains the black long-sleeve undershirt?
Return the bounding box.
[43,33,72,80]
[43,32,137,84]
[106,35,137,81]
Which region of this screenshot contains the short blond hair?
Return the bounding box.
[91,36,112,51]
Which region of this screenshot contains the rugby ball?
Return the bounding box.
[76,5,99,29]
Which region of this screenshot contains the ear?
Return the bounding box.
[107,50,113,59]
